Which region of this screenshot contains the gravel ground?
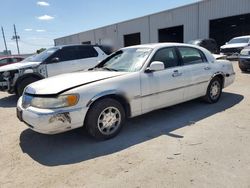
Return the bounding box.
[0,62,249,188]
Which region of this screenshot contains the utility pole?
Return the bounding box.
[12,24,20,55]
[1,26,8,55]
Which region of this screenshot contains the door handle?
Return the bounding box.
[204,67,211,70]
[172,70,182,77]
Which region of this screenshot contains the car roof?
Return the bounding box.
[122,42,216,62]
[233,35,250,39]
[123,42,205,50]
[55,44,107,49]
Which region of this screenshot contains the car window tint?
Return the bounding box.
[49,47,77,62]
[11,58,19,63]
[99,46,113,55]
[151,48,178,68]
[178,47,205,65]
[77,46,98,59]
[0,58,8,65]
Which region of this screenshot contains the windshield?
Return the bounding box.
[97,48,152,72]
[23,47,59,62]
[228,37,250,44]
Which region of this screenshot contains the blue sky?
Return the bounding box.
[0,0,198,54]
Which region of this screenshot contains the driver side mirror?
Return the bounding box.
[145,61,165,73]
[51,57,60,63]
[225,42,228,45]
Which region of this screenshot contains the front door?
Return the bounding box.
[140,47,192,113]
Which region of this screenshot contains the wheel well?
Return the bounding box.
[88,94,131,118]
[214,74,225,87]
[15,73,43,93]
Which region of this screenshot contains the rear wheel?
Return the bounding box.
[204,77,222,103]
[85,98,125,140]
[16,77,39,97]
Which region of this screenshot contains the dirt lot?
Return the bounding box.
[0,62,249,188]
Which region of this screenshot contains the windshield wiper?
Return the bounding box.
[101,67,118,71]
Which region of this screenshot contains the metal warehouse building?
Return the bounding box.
[54,0,250,49]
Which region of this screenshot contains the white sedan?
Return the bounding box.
[17,43,235,139]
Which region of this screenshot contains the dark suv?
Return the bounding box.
[188,39,218,54]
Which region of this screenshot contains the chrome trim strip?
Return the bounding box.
[135,80,209,99]
[86,90,120,107]
[26,107,83,116]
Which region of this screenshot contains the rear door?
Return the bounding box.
[72,46,101,70]
[177,47,213,100]
[140,47,192,113]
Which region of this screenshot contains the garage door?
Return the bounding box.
[158,25,184,43]
[124,33,141,47]
[210,13,250,47]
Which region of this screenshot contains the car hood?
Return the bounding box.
[25,71,127,95]
[220,43,248,49]
[0,61,41,72]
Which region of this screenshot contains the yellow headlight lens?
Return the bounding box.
[67,95,78,106]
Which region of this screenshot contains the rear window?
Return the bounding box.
[178,47,206,65]
[99,46,113,55]
[77,46,98,59]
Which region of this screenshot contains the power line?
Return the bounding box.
[19,39,53,47]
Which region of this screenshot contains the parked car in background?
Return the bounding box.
[17,43,235,140]
[0,56,24,67]
[188,38,218,54]
[239,47,250,72]
[220,35,250,59]
[0,45,108,96]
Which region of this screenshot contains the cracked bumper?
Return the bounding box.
[17,97,88,134]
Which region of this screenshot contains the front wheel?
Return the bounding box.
[204,77,222,103]
[85,98,125,140]
[16,77,39,97]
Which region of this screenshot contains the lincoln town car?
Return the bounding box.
[17,43,235,139]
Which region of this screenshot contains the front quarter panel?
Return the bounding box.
[63,72,142,117]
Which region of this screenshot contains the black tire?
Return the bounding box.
[204,77,222,104]
[16,77,39,97]
[85,98,125,140]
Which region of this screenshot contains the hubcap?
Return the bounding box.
[97,107,121,135]
[210,81,221,100]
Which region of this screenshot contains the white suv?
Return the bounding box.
[0,45,110,96]
[220,35,250,58]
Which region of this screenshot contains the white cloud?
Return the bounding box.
[36,29,46,32]
[37,15,54,21]
[24,28,33,31]
[37,1,50,6]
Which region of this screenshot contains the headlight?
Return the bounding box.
[240,49,250,56]
[30,94,79,109]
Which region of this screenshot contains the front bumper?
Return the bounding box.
[17,97,88,134]
[220,52,240,59]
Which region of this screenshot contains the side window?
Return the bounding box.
[11,58,19,63]
[48,47,77,63]
[0,59,8,65]
[178,47,206,65]
[151,48,178,69]
[77,46,98,59]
